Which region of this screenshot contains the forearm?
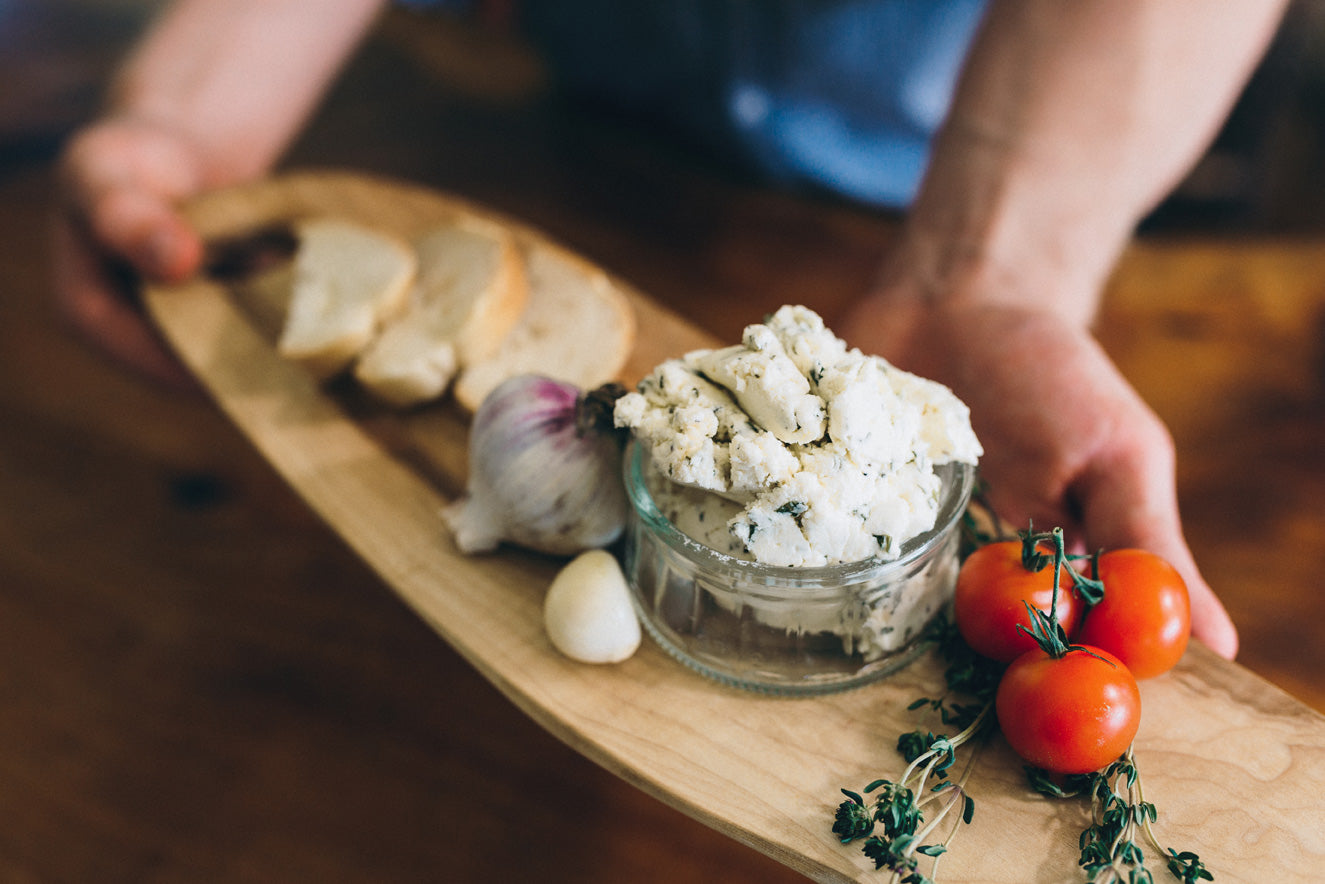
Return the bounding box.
[108,0,389,186]
[839,1,1264,659]
[878,0,1287,332]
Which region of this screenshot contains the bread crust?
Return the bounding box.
[447,216,528,365]
[453,243,635,412]
[353,217,529,406]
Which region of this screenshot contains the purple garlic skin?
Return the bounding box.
[443,375,629,556]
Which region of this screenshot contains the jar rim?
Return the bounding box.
[623,440,975,585]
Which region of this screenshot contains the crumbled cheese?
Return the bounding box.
[644,468,962,659]
[688,326,826,444]
[615,305,981,568]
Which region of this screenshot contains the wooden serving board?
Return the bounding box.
[144,170,1325,883]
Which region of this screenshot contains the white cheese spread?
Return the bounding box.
[615,305,981,568]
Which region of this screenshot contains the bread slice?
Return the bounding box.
[276,217,417,378]
[453,246,635,411]
[353,218,527,407]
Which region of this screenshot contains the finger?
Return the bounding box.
[58,118,205,282]
[81,183,204,283]
[1072,423,1239,660]
[51,215,200,392]
[1145,533,1237,661]
[974,449,1086,543]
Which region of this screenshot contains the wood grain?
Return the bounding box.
[142,170,1325,883]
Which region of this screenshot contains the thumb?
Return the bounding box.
[1073,424,1239,660]
[51,214,201,391]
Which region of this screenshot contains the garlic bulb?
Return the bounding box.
[543,550,641,663]
[443,375,629,556]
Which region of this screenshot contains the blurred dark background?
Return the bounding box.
[6,0,1325,233]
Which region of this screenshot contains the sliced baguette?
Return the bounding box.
[276,217,417,379]
[453,246,635,411]
[354,218,527,407]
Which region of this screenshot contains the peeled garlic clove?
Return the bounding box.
[543,550,641,664]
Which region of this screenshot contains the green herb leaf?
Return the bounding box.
[832,797,875,843]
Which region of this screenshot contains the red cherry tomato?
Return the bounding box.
[953,540,1082,663]
[1075,549,1191,680]
[995,645,1141,775]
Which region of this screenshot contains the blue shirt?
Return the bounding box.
[414,1,986,207]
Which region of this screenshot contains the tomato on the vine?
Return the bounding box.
[1075,549,1191,680]
[953,540,1082,663]
[995,645,1141,775]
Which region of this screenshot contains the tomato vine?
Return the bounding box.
[829,516,1211,882]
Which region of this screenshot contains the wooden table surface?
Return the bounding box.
[2,7,1324,883]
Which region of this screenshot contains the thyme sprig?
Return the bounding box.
[833,707,987,884]
[834,613,999,882]
[1030,750,1212,883]
[905,614,1000,732]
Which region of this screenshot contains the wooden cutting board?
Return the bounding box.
[143,170,1325,883]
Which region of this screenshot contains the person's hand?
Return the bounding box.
[53,114,209,388]
[842,293,1240,660]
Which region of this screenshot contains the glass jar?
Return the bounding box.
[620,442,974,695]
